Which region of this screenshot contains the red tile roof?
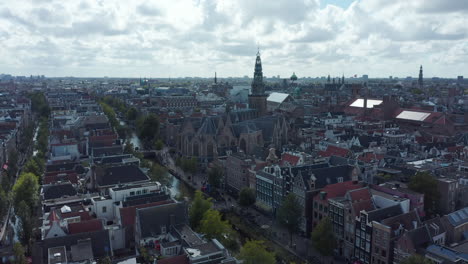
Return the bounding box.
[319,145,351,158]
[348,187,372,202]
[314,181,362,200]
[358,152,384,163]
[43,172,78,184]
[447,146,464,152]
[68,219,103,234]
[347,188,374,213]
[280,153,300,166]
[120,200,174,227]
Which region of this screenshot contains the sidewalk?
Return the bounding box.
[159,149,345,264]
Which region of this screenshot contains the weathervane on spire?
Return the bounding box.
[257,42,260,55]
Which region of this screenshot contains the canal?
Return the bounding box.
[119,119,194,201]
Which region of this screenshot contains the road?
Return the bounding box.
[0,148,28,244]
[158,148,346,264]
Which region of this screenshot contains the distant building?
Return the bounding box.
[248,50,268,116]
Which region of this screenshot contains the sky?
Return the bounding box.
[0,0,467,78]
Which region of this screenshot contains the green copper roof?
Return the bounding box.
[290,72,298,81]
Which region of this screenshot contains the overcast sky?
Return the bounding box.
[1,0,467,78]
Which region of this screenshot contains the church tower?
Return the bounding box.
[418,65,423,88]
[248,50,268,116]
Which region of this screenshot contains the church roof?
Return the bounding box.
[267,92,290,104]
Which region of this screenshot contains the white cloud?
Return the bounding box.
[0,0,466,77]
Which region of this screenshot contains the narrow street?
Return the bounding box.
[158,147,347,264]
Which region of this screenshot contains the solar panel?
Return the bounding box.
[451,214,461,223]
[459,210,467,218]
[396,110,431,121]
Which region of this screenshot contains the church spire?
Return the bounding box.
[215,72,217,84]
[251,49,265,95]
[327,74,331,83]
[418,65,423,87]
[342,74,345,84]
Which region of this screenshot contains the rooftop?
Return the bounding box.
[396,110,431,121]
[349,98,382,108]
[267,92,290,104]
[446,207,468,227]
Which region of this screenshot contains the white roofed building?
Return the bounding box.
[266,92,293,112]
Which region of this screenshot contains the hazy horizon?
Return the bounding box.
[1,0,467,78]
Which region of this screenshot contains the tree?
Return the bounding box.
[13,242,27,264]
[148,163,170,186]
[126,107,138,121]
[238,240,275,264]
[23,159,41,179]
[97,256,112,264]
[138,114,160,143]
[13,173,39,212]
[199,209,232,240]
[0,189,8,219]
[124,141,134,154]
[238,188,256,207]
[139,246,154,263]
[208,165,223,188]
[16,200,33,246]
[189,191,212,230]
[408,172,440,216]
[154,139,164,151]
[277,193,302,246]
[311,217,336,257]
[400,255,433,264]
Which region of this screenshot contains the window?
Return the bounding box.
[137,190,141,195]
[130,191,135,196]
[161,226,167,234]
[102,206,107,213]
[142,189,147,194]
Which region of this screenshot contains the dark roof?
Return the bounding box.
[424,216,447,237]
[33,229,111,263]
[137,202,187,238]
[367,204,403,222]
[120,200,175,227]
[157,255,189,264]
[46,162,79,173]
[68,219,103,235]
[42,183,77,200]
[95,165,149,187]
[91,145,123,157]
[358,135,383,148]
[93,154,134,164]
[122,192,171,207]
[406,226,431,249]
[311,165,356,188]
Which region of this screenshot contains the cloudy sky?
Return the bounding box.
[0,0,467,78]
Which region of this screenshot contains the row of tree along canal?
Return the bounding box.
[99,97,194,201]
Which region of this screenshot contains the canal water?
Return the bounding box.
[119,119,194,200]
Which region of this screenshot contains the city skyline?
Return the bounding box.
[0,0,467,78]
